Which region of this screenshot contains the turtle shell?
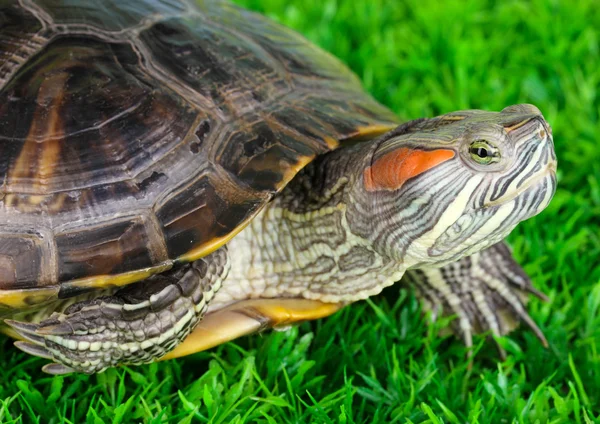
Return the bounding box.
[0,0,397,309]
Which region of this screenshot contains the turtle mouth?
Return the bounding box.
[482,162,557,209]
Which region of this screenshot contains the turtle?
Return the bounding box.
[0,0,557,375]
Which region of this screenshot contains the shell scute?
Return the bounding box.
[54,214,167,282]
[137,15,292,115]
[0,2,45,87]
[155,163,265,259]
[0,228,54,290]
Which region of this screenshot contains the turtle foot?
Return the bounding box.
[5,250,229,374]
[6,288,199,374]
[404,242,548,359]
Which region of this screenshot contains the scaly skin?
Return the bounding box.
[220,106,556,305]
[7,105,557,374]
[8,249,230,374]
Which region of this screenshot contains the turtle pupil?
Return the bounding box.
[475,147,488,158]
[469,146,491,159]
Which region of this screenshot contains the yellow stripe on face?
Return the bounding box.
[503,117,534,133]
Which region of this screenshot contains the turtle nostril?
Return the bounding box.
[539,128,546,140]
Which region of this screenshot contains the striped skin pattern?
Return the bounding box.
[220,105,556,308]
[349,105,556,269]
[5,106,556,374]
[8,248,230,374]
[403,241,549,356]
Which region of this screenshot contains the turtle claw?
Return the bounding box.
[42,363,76,375]
[5,319,40,335]
[5,320,46,345]
[492,338,508,361]
[504,300,548,348]
[405,242,549,357]
[35,322,72,336]
[9,321,76,374]
[14,341,54,360]
[525,286,550,302]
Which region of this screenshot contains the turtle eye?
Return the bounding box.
[469,140,500,165]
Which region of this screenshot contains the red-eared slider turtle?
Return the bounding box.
[0,0,557,374]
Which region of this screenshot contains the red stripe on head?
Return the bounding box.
[364,147,455,192]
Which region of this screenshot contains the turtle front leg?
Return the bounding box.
[6,248,229,375]
[403,241,548,358]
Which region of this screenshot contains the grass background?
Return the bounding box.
[1,0,599,422]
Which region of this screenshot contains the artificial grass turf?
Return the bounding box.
[0,0,598,422]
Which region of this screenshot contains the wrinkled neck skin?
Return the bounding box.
[216,149,527,310]
[212,106,557,310]
[214,141,407,308]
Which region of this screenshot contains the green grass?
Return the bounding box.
[1,0,599,422]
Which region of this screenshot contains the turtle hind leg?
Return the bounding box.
[404,241,548,358]
[7,248,229,375]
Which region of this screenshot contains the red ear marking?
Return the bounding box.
[363,148,455,192]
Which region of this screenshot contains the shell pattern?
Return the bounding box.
[0,0,397,308]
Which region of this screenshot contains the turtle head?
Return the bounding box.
[349,104,557,267]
